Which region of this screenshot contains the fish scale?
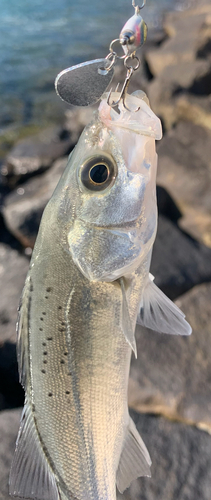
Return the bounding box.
[27,232,131,500]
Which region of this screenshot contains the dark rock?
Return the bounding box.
[119,411,211,500]
[1,126,72,186]
[151,215,211,299]
[129,282,211,433]
[157,121,211,246]
[0,342,24,410]
[0,243,29,344]
[3,157,68,248]
[0,408,22,500]
[156,187,181,223]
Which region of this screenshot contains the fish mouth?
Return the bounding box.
[78,218,140,233]
[99,92,162,140]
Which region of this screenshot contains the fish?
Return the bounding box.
[9,90,192,500]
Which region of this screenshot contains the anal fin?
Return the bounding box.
[9,400,58,500]
[116,417,151,493]
[137,274,192,336]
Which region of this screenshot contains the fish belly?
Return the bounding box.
[28,246,131,500]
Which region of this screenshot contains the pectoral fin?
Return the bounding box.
[116,417,151,493]
[9,401,58,500]
[120,278,137,357]
[137,274,192,336]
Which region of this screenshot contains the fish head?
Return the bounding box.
[53,92,162,282]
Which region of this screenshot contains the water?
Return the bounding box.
[0,0,192,135]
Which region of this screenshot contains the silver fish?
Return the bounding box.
[10,91,191,500]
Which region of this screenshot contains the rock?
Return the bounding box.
[3,157,68,248]
[129,282,211,433]
[157,121,211,246]
[0,408,22,500]
[175,93,211,131]
[147,60,211,130]
[151,215,211,300]
[1,126,72,186]
[0,342,24,411]
[119,411,211,500]
[146,4,211,76]
[0,244,29,344]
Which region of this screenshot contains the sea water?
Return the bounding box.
[0,0,193,132]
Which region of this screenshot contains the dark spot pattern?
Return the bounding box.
[39,328,43,331]
[46,287,52,292]
[41,369,46,374]
[48,392,52,397]
[43,351,47,355]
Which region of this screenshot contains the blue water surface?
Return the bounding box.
[0,0,190,131]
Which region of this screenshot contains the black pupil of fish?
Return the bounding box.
[89,164,109,184]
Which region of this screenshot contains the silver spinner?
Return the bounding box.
[55,1,148,110]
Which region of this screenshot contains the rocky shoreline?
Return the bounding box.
[1,2,211,499]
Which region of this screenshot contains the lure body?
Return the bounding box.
[119,13,148,54]
[10,93,191,500]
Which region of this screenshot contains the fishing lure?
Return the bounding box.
[55,0,147,110]
[10,2,191,500]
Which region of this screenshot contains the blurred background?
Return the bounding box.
[1,0,211,499]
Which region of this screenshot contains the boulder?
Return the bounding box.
[151,215,211,299]
[157,121,211,246]
[3,157,68,248]
[1,126,72,186]
[0,244,29,344]
[129,282,211,433]
[119,411,211,500]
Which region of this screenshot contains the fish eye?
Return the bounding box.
[80,154,117,191]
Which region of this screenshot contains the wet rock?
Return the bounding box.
[151,215,211,299]
[120,411,211,500]
[157,121,211,246]
[0,244,29,344]
[1,126,72,186]
[0,408,22,500]
[129,282,211,433]
[3,157,68,248]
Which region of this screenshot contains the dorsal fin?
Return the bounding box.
[137,274,192,335]
[116,417,151,493]
[9,400,59,500]
[16,275,31,388]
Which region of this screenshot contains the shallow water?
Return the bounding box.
[0,0,193,134]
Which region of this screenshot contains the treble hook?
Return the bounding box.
[107,67,140,112]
